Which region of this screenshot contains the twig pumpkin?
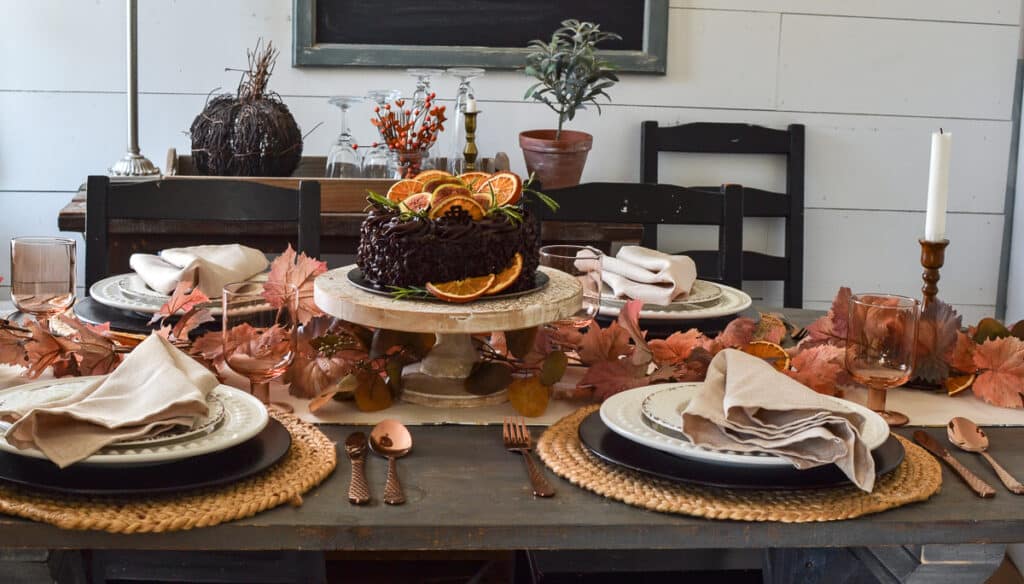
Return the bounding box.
[190,40,302,177]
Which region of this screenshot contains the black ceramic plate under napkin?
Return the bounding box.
[578,411,904,490]
[0,418,291,496]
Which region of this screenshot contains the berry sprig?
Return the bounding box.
[369,94,447,154]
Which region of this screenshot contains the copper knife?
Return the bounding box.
[914,431,996,498]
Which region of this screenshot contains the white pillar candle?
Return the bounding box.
[924,130,952,241]
[465,98,477,113]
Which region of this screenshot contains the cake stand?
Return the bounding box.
[314,265,583,407]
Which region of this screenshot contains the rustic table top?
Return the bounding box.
[0,423,1020,551]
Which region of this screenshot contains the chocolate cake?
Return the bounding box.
[356,202,540,291]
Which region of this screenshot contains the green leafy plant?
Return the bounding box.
[524,20,621,139]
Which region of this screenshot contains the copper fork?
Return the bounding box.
[503,417,555,497]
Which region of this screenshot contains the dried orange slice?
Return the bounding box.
[945,373,975,396]
[399,192,432,213]
[413,169,451,183]
[428,195,487,220]
[740,340,791,372]
[486,253,523,295]
[386,179,425,204]
[426,273,496,303]
[431,183,473,205]
[477,171,523,206]
[458,171,492,188]
[423,176,463,193]
[473,192,494,209]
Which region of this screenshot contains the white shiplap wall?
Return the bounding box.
[0,0,1019,323]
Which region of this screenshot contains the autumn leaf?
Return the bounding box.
[0,327,28,367]
[577,322,631,365]
[971,337,1024,408]
[649,329,707,366]
[948,330,976,374]
[754,313,787,344]
[354,371,392,412]
[170,307,214,340]
[309,373,360,414]
[786,344,845,396]
[57,316,121,376]
[290,354,357,399]
[714,317,756,351]
[616,300,648,351]
[508,375,550,417]
[802,286,852,347]
[577,358,649,401]
[24,320,79,379]
[914,300,962,383]
[148,281,210,325]
[263,244,328,326]
[191,329,227,367]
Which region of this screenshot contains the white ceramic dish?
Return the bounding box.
[600,383,887,468]
[90,273,269,316]
[597,283,752,321]
[599,279,723,311]
[0,378,268,466]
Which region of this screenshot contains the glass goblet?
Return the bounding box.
[406,68,443,108]
[539,245,603,330]
[325,95,365,178]
[10,236,77,322]
[363,89,402,178]
[845,293,920,427]
[222,281,298,412]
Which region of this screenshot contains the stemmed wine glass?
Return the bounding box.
[539,245,603,330]
[325,95,365,178]
[10,236,77,322]
[363,89,402,178]
[222,281,298,412]
[406,68,443,108]
[845,293,920,427]
[444,67,485,174]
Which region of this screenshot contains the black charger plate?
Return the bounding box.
[0,418,291,496]
[578,412,904,490]
[73,298,218,336]
[347,268,549,301]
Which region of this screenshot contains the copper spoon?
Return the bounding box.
[948,417,1024,494]
[370,419,412,505]
[344,432,371,505]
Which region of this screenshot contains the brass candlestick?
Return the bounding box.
[919,238,949,308]
[463,111,479,171]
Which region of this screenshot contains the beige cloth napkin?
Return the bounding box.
[129,244,269,297]
[601,246,697,306]
[680,349,877,491]
[0,334,218,468]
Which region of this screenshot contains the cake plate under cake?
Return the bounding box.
[314,265,583,407]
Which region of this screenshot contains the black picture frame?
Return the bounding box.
[292,0,668,74]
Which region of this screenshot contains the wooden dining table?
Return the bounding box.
[0,304,1020,583]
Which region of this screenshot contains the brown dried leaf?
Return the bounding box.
[714,317,756,350]
[148,281,210,325]
[786,345,845,396]
[263,244,328,326]
[24,320,79,379]
[577,322,631,365]
[354,371,392,412]
[504,327,539,359]
[308,373,361,414]
[754,313,788,344]
[914,300,961,383]
[649,329,707,366]
[539,350,568,386]
[948,330,976,374]
[57,316,121,376]
[171,307,214,340]
[0,328,28,367]
[971,337,1024,408]
[508,375,550,417]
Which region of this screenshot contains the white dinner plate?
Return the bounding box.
[600,383,888,468]
[597,283,752,321]
[0,377,268,466]
[599,279,724,312]
[90,273,269,316]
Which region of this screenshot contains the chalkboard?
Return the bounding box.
[293,0,668,74]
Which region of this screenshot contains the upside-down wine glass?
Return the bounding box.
[222,281,298,412]
[10,236,77,322]
[362,89,401,178]
[844,293,920,427]
[325,95,365,178]
[444,67,485,174]
[406,68,444,165]
[539,245,603,330]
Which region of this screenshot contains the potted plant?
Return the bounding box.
[520,20,620,189]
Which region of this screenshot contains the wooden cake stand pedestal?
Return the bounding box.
[314,266,582,407]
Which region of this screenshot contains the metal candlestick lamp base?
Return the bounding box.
[919,238,949,308]
[109,152,160,177]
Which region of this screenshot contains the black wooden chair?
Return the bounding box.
[84,176,321,289]
[641,121,805,307]
[536,182,744,289]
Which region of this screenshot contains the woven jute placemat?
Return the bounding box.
[0,410,336,533]
[536,405,942,523]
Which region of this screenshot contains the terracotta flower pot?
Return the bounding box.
[518,129,593,190]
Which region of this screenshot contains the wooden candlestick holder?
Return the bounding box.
[463,111,479,171]
[919,238,949,308]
